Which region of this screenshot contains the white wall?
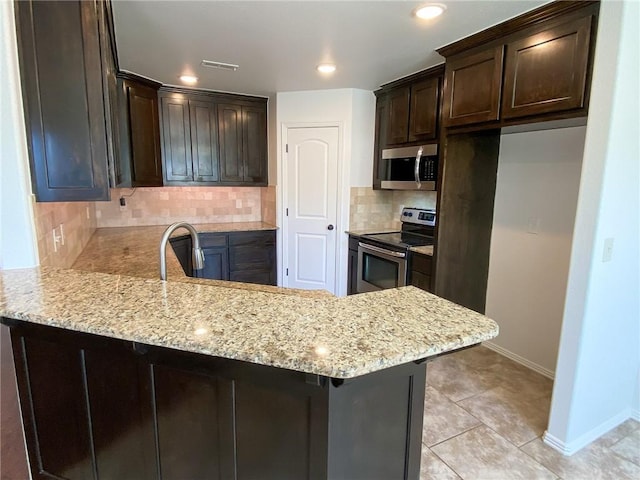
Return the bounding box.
[276,89,375,295]
[350,89,376,187]
[546,0,640,454]
[485,126,586,376]
[267,93,277,186]
[0,0,38,269]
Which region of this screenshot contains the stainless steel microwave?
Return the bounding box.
[380,145,438,191]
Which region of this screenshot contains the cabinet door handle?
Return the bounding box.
[132,342,149,355]
[327,224,334,231]
[415,146,423,189]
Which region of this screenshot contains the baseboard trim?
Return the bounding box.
[482,341,555,379]
[542,431,570,454]
[632,408,640,422]
[543,409,635,455]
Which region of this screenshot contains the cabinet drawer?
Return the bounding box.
[411,253,432,274]
[229,245,275,272]
[230,270,275,286]
[229,231,276,247]
[200,233,227,248]
[410,270,431,292]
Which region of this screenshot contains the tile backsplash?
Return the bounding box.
[261,185,276,226]
[349,187,395,231]
[32,201,97,268]
[31,185,431,268]
[349,187,437,231]
[95,187,266,228]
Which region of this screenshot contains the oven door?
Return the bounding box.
[357,242,408,293]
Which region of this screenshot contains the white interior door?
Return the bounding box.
[284,126,339,292]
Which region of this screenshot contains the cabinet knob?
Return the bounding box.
[327,224,334,231]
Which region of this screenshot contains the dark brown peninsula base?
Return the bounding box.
[2,318,427,480]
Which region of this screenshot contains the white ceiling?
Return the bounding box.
[112,0,550,97]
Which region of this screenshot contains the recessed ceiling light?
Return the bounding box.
[415,3,446,20]
[317,63,336,74]
[179,75,198,85]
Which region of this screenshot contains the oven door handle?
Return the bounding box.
[359,242,406,258]
[415,146,423,189]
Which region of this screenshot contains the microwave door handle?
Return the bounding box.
[415,147,423,189]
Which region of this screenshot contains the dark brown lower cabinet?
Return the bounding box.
[4,318,427,480]
[410,253,433,293]
[198,233,231,281]
[347,235,359,295]
[228,231,276,285]
[170,230,276,285]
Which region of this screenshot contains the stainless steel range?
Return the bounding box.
[357,207,435,293]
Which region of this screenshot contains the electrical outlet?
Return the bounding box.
[86,207,91,219]
[527,217,540,234]
[602,237,614,263]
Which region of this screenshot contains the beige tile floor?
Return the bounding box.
[421,345,640,480]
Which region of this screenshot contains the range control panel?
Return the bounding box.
[401,207,436,226]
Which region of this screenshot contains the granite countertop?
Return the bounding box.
[72,223,331,299]
[0,267,498,378]
[411,245,434,256]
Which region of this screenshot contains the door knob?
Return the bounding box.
[327,224,334,230]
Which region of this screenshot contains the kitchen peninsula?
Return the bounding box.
[0,228,498,480]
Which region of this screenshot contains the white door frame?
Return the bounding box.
[278,122,349,294]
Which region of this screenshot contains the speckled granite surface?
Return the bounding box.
[0,267,498,378]
[71,224,331,298]
[411,245,434,256]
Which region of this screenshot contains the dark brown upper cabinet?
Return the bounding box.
[442,47,504,128]
[189,99,220,183]
[372,96,389,189]
[160,94,192,183]
[98,0,121,191]
[242,105,268,183]
[218,104,243,182]
[116,74,163,187]
[408,77,440,142]
[160,89,267,186]
[15,0,111,202]
[438,1,598,129]
[502,15,593,119]
[160,92,220,184]
[218,103,267,184]
[384,70,442,146]
[386,87,411,145]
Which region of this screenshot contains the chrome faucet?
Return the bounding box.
[159,222,205,280]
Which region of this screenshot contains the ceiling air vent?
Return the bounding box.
[201,60,239,71]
